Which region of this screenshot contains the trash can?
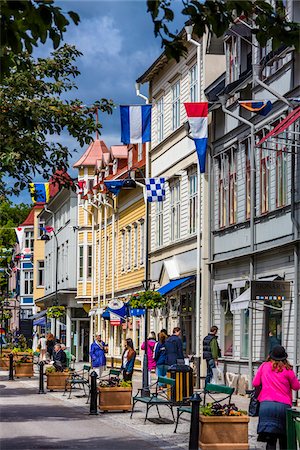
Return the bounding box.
[286,407,300,450]
[167,364,193,404]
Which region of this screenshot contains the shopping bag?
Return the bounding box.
[248,386,261,417]
[211,367,224,385]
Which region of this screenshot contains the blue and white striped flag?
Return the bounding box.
[120,105,152,144]
[146,178,165,202]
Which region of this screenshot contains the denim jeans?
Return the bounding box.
[156,364,168,385]
[205,359,216,386]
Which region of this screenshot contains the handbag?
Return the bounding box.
[248,385,262,417]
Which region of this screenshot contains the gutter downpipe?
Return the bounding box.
[44,205,58,337]
[83,200,94,351]
[219,96,255,388]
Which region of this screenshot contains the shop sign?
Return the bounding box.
[110,312,121,326]
[251,281,291,301]
[108,299,124,310]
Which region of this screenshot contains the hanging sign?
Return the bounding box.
[108,299,124,310]
[110,312,121,326]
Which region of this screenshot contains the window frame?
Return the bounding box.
[25,230,34,251]
[189,171,198,234]
[87,245,92,279]
[276,148,287,208]
[189,63,198,102]
[156,202,164,247]
[121,230,126,272]
[170,181,181,241]
[126,226,132,271]
[37,260,45,287]
[139,220,145,266]
[157,96,164,143]
[24,270,33,295]
[133,223,138,268]
[79,245,84,280]
[260,148,269,214]
[172,80,180,130]
[228,149,237,225]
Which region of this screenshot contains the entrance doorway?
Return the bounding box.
[180,291,195,355]
[71,319,89,362]
[265,301,282,358]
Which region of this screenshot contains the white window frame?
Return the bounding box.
[170,181,180,241]
[137,143,143,162]
[38,220,45,238]
[106,235,109,278]
[172,80,180,130]
[189,64,198,102]
[189,171,198,234]
[139,220,145,266]
[157,97,164,143]
[79,245,84,279]
[24,270,33,295]
[65,240,69,280]
[126,227,132,271]
[87,245,92,279]
[37,260,45,287]
[156,202,164,247]
[133,223,138,268]
[121,230,126,272]
[25,230,34,250]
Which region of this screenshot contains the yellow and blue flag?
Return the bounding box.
[239,100,272,116]
[29,182,50,203]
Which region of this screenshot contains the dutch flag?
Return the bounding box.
[120,105,152,144]
[184,102,208,173]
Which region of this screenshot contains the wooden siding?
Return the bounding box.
[78,207,84,226]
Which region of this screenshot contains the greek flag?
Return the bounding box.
[120,105,152,144]
[146,178,165,202]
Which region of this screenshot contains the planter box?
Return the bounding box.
[0,357,10,370]
[98,387,132,412]
[46,372,70,391]
[15,363,34,378]
[199,415,250,450]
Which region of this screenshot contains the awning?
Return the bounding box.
[213,283,228,292]
[102,304,127,321]
[257,106,300,146]
[157,276,194,296]
[88,308,104,317]
[33,317,46,326]
[231,280,248,289]
[30,310,47,320]
[230,289,250,312]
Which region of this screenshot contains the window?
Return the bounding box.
[226,36,239,83]
[156,202,164,247]
[38,221,45,238]
[260,149,269,214]
[172,81,180,130]
[157,97,164,143]
[79,246,84,279]
[127,227,132,270]
[57,247,60,283]
[25,231,34,251]
[170,182,180,241]
[87,245,92,278]
[229,149,237,225]
[241,309,249,358]
[48,253,51,288]
[138,143,143,162]
[106,235,109,278]
[259,40,285,80]
[276,150,287,208]
[140,220,145,266]
[189,172,198,234]
[65,241,68,280]
[37,261,45,287]
[244,139,251,219]
[24,270,33,295]
[133,224,138,267]
[190,64,198,102]
[121,231,126,272]
[221,289,233,357]
[218,155,228,228]
[128,148,133,168]
[61,243,64,281]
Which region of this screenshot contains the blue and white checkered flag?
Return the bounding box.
[146,178,165,202]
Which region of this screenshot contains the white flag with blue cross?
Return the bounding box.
[146,178,165,202]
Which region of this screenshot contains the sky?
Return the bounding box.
[11,0,184,205]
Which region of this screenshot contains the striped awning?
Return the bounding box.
[257,106,300,146]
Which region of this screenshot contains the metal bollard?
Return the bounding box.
[8,353,14,381]
[89,371,98,415]
[189,393,201,450]
[38,361,46,394]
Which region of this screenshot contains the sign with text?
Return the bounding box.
[251,281,291,301]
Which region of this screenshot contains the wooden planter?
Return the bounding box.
[15,363,34,378]
[98,387,132,412]
[199,415,250,450]
[46,372,70,391]
[0,357,10,370]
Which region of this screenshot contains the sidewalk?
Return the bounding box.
[0,367,264,450]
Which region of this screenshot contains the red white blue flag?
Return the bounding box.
[184,102,208,173]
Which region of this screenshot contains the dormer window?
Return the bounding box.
[113,159,118,175]
[226,36,239,84]
[105,166,110,177]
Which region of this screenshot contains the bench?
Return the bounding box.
[63,364,91,399]
[174,383,234,433]
[131,376,176,423]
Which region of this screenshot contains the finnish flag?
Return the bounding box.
[120,105,152,144]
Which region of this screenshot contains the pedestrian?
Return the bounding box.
[89,333,108,378]
[61,344,75,369]
[53,343,67,371]
[46,333,55,358]
[253,345,300,450]
[165,327,184,366]
[38,334,47,361]
[121,338,136,382]
[154,331,168,387]
[202,325,221,386]
[268,331,280,355]
[141,331,157,384]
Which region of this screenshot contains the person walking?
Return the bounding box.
[154,331,168,387]
[52,343,67,370]
[46,333,56,359]
[165,327,184,366]
[202,325,221,386]
[38,334,47,361]
[121,338,136,382]
[253,345,300,450]
[141,331,157,384]
[89,333,108,378]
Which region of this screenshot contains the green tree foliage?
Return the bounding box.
[0,0,80,78]
[0,44,114,197]
[147,0,300,61]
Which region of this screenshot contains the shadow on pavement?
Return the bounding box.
[0,435,165,450]
[0,404,91,422]
[0,387,39,397]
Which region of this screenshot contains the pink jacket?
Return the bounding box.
[253,361,300,406]
[141,339,157,370]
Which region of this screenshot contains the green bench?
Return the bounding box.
[63,364,91,399]
[174,383,235,433]
[131,376,176,423]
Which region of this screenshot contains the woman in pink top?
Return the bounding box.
[253,345,300,450]
[141,331,157,384]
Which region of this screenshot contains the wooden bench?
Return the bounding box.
[131,376,176,423]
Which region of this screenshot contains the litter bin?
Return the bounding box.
[286,407,300,450]
[167,364,193,404]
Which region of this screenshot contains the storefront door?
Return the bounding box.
[180,291,195,355]
[265,301,282,358]
[71,319,89,362]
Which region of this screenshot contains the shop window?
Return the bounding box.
[265,299,282,358]
[220,289,233,356]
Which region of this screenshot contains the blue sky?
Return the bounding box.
[11,0,184,205]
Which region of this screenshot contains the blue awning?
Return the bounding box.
[157,276,194,296]
[33,317,46,326]
[102,305,127,321]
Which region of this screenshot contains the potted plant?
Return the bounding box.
[0,354,10,370]
[45,366,70,391]
[199,403,249,450]
[98,378,132,412]
[130,291,164,309]
[14,355,34,378]
[47,306,65,319]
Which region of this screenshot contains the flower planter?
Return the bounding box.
[98,387,132,412]
[46,372,70,391]
[0,357,10,370]
[15,363,34,378]
[199,415,250,450]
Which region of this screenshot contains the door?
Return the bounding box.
[265,301,282,358]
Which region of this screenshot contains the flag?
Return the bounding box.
[29,182,50,203]
[184,102,208,173]
[40,225,54,233]
[257,106,300,146]
[120,105,152,144]
[76,180,86,195]
[146,178,165,202]
[15,227,25,247]
[104,180,124,196]
[239,100,272,116]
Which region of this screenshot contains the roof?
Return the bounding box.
[73,140,109,168]
[110,145,128,159]
[20,208,35,226]
[49,170,73,198]
[157,276,194,296]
